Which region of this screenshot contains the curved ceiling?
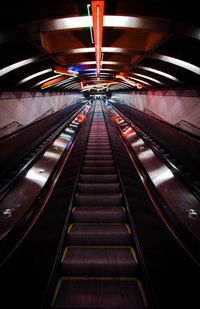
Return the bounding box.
[0,0,200,92]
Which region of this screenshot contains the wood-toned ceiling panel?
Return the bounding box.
[103,53,131,63]
[104,28,165,51]
[102,64,123,71]
[55,53,95,66]
[41,30,91,52]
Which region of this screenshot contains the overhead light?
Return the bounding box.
[0,57,38,77]
[41,76,67,89]
[17,68,52,85]
[131,73,164,85]
[91,0,104,76]
[134,66,181,83]
[53,65,78,76]
[78,61,122,65]
[80,80,117,91]
[128,77,151,87]
[115,74,143,89]
[150,53,200,75]
[32,74,63,88]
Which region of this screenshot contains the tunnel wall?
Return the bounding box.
[112,89,200,136]
[0,91,82,129]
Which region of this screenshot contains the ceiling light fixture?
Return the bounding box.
[91,0,104,77]
[53,65,78,76]
[80,80,117,91]
[41,76,67,89]
[17,68,52,85]
[115,74,143,89]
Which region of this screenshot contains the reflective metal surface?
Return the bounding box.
[107,103,200,242]
[0,103,91,240]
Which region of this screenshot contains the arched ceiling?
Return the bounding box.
[0,0,200,92]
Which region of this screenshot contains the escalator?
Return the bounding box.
[1,99,199,308]
[49,101,148,308]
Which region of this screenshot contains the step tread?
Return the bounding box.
[61,246,138,276]
[74,193,123,207]
[79,174,118,183]
[81,166,116,174]
[52,278,147,309]
[83,160,115,167]
[71,206,126,223]
[77,183,120,193]
[67,224,131,245]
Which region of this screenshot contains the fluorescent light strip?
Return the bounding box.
[128,77,152,87]
[62,80,80,88]
[103,16,169,31]
[41,76,76,89]
[0,57,38,77]
[40,15,200,41]
[32,74,63,88]
[134,66,181,82]
[91,0,104,76]
[40,16,92,32]
[63,83,80,90]
[40,15,169,32]
[50,77,76,88]
[57,47,135,55]
[116,74,143,89]
[79,61,122,65]
[17,68,52,85]
[83,68,117,72]
[151,54,200,75]
[131,73,164,85]
[115,82,133,89]
[81,72,111,76]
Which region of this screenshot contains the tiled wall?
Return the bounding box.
[0,91,82,128]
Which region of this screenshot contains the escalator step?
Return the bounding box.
[86,147,111,151]
[83,160,115,167]
[84,154,113,160]
[88,139,109,142]
[61,246,138,276]
[81,166,116,174]
[87,138,109,140]
[77,183,120,193]
[74,193,123,207]
[71,206,126,223]
[67,223,131,245]
[87,141,110,144]
[79,174,118,183]
[85,150,112,155]
[52,277,147,309]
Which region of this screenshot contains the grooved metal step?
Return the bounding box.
[74,193,123,207]
[71,206,126,223]
[52,278,147,309]
[81,166,116,174]
[67,224,131,245]
[61,246,138,276]
[83,160,115,167]
[77,183,120,193]
[79,174,118,183]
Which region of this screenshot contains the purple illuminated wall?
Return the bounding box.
[113,89,200,136]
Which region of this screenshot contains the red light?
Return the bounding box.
[91,0,104,76]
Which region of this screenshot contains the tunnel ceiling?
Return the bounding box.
[0,0,200,92]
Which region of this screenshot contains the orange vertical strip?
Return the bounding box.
[91,0,104,77]
[40,76,66,88]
